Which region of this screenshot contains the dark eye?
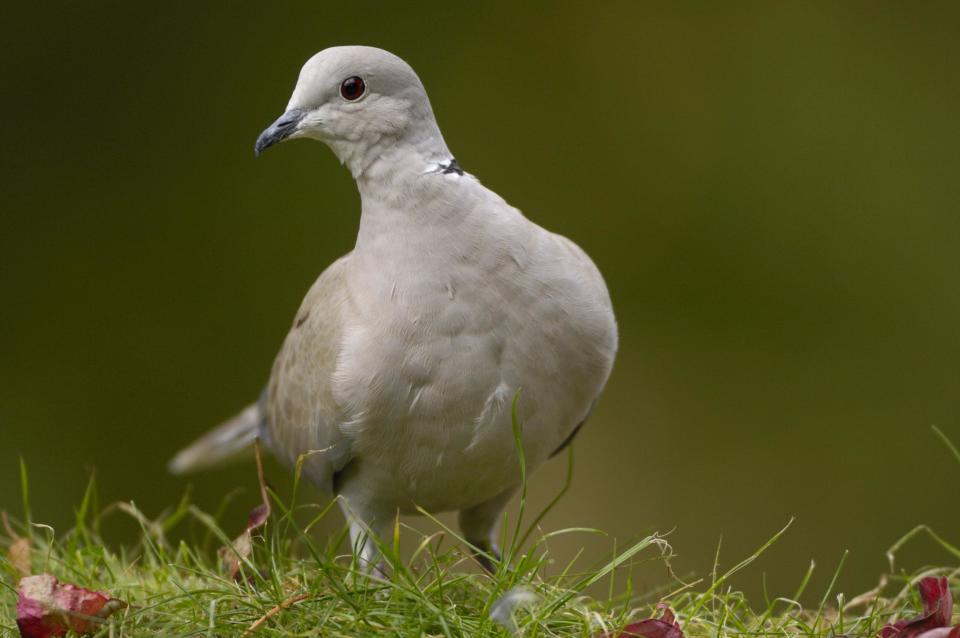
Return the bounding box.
[340,76,366,101]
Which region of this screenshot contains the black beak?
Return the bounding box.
[254,109,306,156]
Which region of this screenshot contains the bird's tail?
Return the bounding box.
[168,403,262,475]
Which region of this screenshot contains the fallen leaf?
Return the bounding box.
[220,526,255,580]
[879,577,958,638]
[16,573,126,638]
[220,441,272,580]
[919,578,954,628]
[9,538,32,577]
[606,604,684,638]
[3,512,31,577]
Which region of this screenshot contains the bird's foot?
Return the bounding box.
[468,539,501,574]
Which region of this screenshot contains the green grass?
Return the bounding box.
[2,429,959,637]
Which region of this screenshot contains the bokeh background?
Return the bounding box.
[2,2,958,600]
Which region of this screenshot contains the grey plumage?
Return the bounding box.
[170,46,618,571]
[168,401,261,474]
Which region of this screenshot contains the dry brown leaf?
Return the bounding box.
[9,537,32,577]
[220,440,272,580]
[3,511,31,578]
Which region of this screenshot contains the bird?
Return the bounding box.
[169,45,618,572]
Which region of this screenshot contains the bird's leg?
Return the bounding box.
[338,497,390,578]
[458,488,516,574]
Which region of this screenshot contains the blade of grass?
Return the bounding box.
[518,444,574,549]
[813,549,848,631]
[687,517,794,618]
[931,425,960,465]
[19,457,32,535]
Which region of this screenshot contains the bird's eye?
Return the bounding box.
[340,76,366,101]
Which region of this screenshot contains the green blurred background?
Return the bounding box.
[2,2,958,599]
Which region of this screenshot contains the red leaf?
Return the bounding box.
[918,577,953,628]
[607,604,684,638]
[16,573,126,638]
[879,577,957,638]
[881,622,910,638]
[247,503,270,531]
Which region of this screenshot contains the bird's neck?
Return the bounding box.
[328,117,451,180]
[349,133,463,208]
[350,137,483,277]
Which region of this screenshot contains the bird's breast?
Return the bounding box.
[326,193,616,510]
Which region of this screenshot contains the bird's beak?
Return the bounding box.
[254,108,306,156]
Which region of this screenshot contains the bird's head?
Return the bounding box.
[254,46,449,176]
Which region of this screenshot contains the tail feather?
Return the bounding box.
[168,403,262,475]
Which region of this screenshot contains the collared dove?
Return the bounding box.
[170,45,618,571]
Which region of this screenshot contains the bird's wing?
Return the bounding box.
[263,253,355,493]
[542,231,619,455]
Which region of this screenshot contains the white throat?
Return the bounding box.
[328,119,452,181]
